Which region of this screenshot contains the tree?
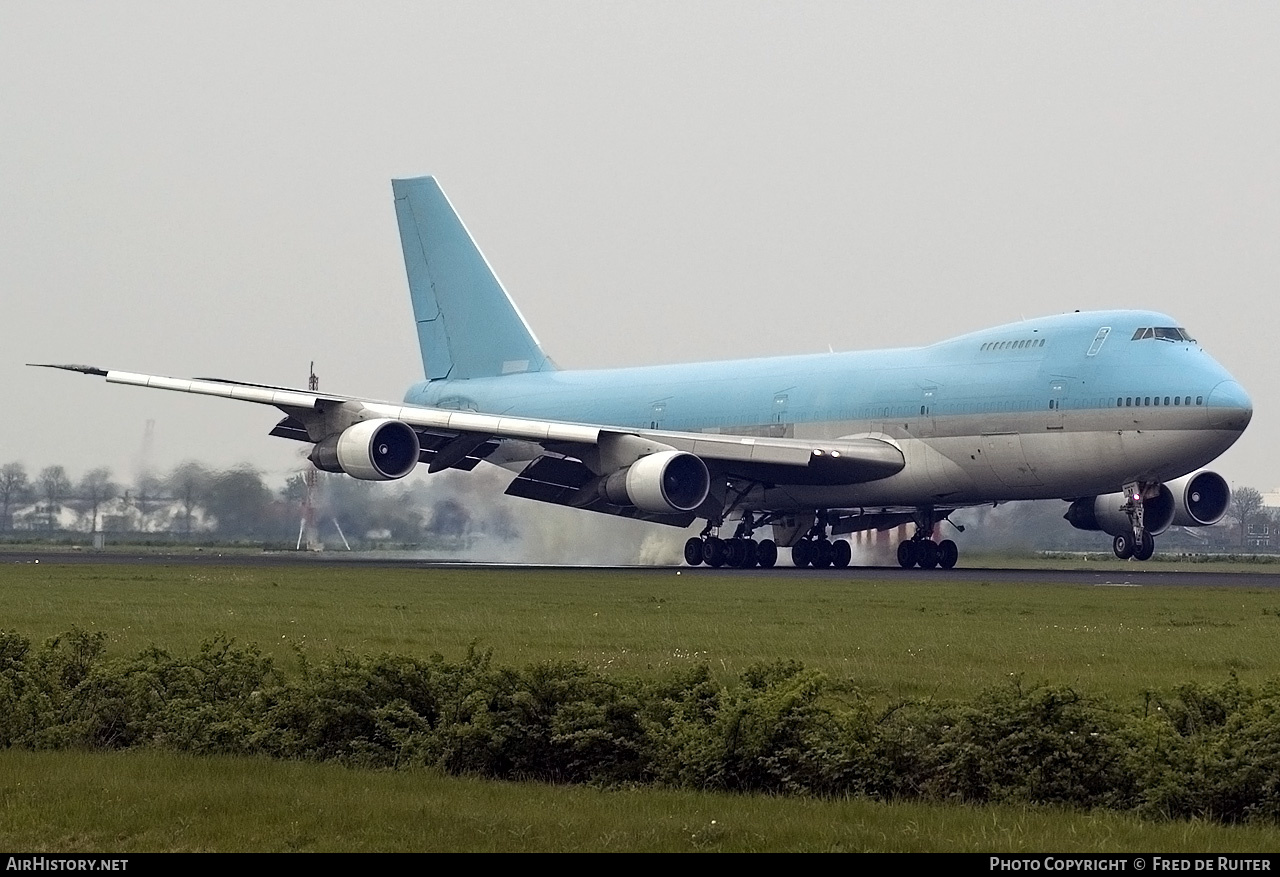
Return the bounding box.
[38,465,72,531]
[166,461,211,537]
[1231,486,1266,547]
[130,471,168,532]
[0,462,31,532]
[75,467,119,533]
[202,466,277,538]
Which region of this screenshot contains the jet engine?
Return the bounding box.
[1165,470,1231,527]
[1064,470,1231,536]
[1064,485,1175,537]
[309,419,421,481]
[601,450,710,513]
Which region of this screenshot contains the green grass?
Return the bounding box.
[966,550,1280,573]
[5,749,1280,853]
[4,562,1280,702]
[7,559,1280,851]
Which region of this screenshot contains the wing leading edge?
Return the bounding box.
[30,364,905,525]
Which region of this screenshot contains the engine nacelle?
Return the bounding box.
[309,419,421,481]
[601,450,710,513]
[1166,470,1231,527]
[1064,485,1175,538]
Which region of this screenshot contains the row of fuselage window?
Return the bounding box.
[1116,395,1202,408]
[981,339,1045,351]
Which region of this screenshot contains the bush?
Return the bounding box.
[8,629,1280,825]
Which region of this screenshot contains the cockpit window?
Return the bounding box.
[1131,327,1195,343]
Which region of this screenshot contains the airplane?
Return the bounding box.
[33,176,1253,569]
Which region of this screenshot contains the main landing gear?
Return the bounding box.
[684,513,779,568]
[896,507,960,570]
[685,507,965,571]
[896,537,959,570]
[684,535,779,569]
[1112,481,1156,561]
[684,535,778,568]
[789,514,852,568]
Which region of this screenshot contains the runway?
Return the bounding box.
[4,549,1277,588]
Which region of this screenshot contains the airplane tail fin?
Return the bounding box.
[393,176,555,381]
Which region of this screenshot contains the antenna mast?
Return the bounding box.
[297,362,322,550]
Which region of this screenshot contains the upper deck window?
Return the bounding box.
[980,338,1046,352]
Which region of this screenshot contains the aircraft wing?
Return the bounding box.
[31,365,905,524]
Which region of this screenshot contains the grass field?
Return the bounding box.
[4,559,1280,701]
[5,557,1280,852]
[6,749,1280,853]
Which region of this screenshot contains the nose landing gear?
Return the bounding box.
[1112,481,1157,561]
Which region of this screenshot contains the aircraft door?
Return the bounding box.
[649,399,668,430]
[1046,380,1066,430]
[918,386,938,437]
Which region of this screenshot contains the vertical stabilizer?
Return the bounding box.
[393,176,555,381]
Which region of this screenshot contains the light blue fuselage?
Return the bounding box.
[404,308,1251,511]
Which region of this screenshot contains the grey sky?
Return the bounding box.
[3,2,1276,493]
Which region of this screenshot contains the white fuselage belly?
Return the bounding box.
[755,419,1242,511]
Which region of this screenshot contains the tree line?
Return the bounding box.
[0,460,516,546]
[1,457,1273,551]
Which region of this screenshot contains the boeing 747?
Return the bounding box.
[34,176,1253,568]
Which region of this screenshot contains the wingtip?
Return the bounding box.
[26,363,109,376]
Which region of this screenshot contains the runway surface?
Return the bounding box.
[4,549,1278,588]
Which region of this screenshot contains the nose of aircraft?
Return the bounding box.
[1206,380,1253,431]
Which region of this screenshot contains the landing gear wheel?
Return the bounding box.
[812,539,833,569]
[937,539,959,570]
[704,537,728,568]
[684,537,704,566]
[756,539,778,568]
[726,538,748,568]
[1112,533,1133,560]
[897,540,918,569]
[791,540,813,568]
[831,539,852,568]
[917,539,939,570]
[1134,530,1155,561]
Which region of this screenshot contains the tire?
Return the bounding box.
[1134,530,1155,561]
[813,539,833,568]
[726,538,747,568]
[791,540,813,567]
[704,536,727,567]
[897,540,917,569]
[937,539,959,569]
[1112,533,1133,560]
[756,539,778,568]
[917,540,939,570]
[684,537,704,566]
[831,539,852,568]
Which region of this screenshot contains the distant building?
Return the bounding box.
[1248,521,1272,549]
